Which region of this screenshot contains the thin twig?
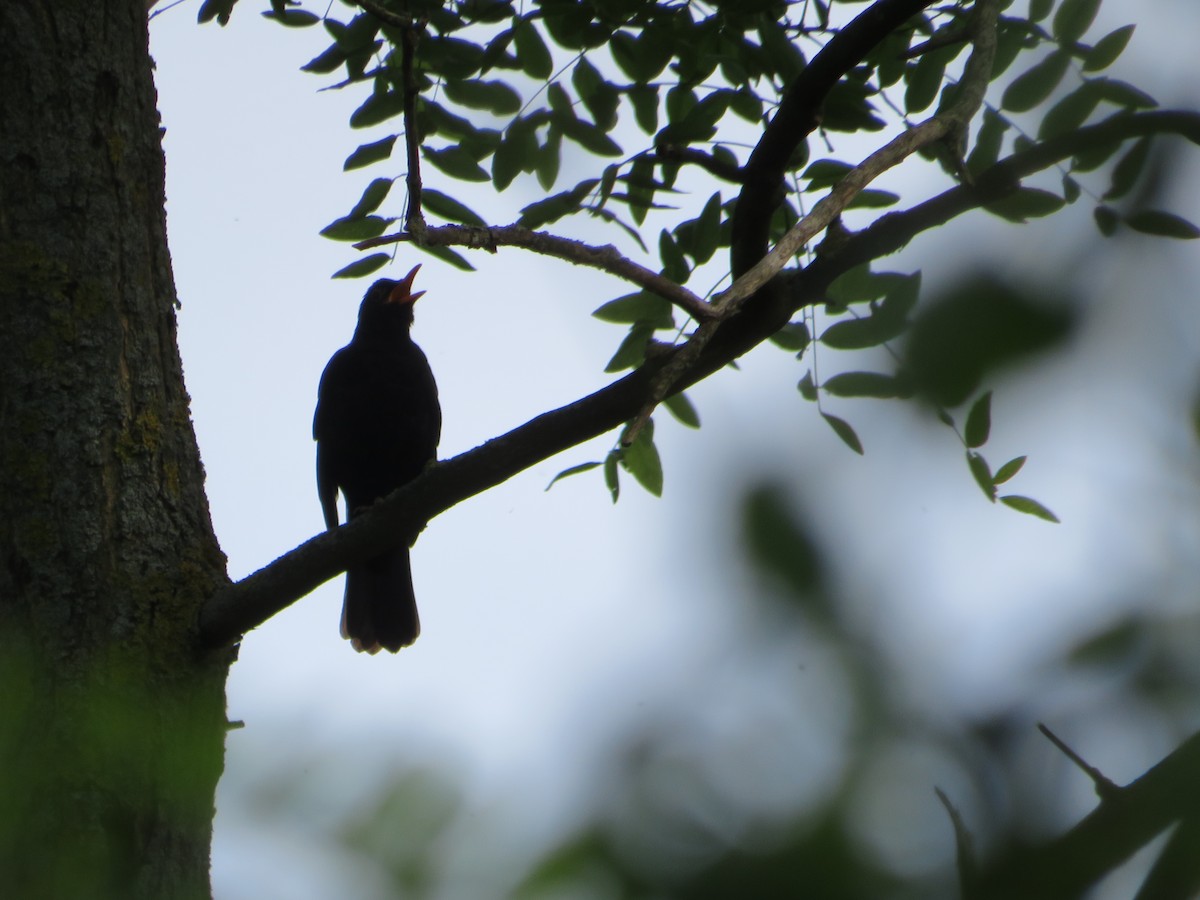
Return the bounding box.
[1039,723,1123,801]
[356,224,716,321]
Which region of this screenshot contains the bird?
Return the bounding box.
[313,265,441,654]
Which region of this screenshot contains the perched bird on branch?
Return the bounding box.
[313,266,441,653]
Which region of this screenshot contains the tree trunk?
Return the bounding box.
[0,2,230,896]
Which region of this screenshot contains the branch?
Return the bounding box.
[620,0,1000,444]
[730,0,941,278]
[355,223,716,322]
[399,16,425,236]
[196,109,1200,650]
[976,730,1200,898]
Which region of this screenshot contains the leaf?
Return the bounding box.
[344,135,397,171]
[964,391,992,448]
[332,253,389,279]
[262,8,319,26]
[822,371,910,399]
[559,118,623,156]
[1002,51,1071,113]
[319,215,390,241]
[690,192,723,264]
[1125,210,1200,240]
[422,189,487,227]
[967,451,995,501]
[820,315,905,350]
[415,243,476,272]
[573,57,619,131]
[604,451,620,503]
[545,461,600,491]
[350,89,406,128]
[424,145,490,182]
[984,188,1066,223]
[770,322,810,353]
[621,421,663,497]
[627,84,659,134]
[536,127,562,191]
[1093,204,1120,237]
[1039,82,1102,139]
[1104,136,1151,200]
[348,178,392,219]
[1053,0,1101,45]
[443,79,522,115]
[518,179,597,229]
[993,456,1027,484]
[604,324,654,373]
[1083,25,1135,72]
[513,16,553,79]
[822,413,864,455]
[663,393,700,429]
[592,292,673,328]
[1000,494,1061,522]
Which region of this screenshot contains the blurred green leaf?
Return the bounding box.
[663,392,700,429]
[1001,51,1070,113]
[1000,494,1061,522]
[967,451,996,501]
[332,253,390,279]
[993,455,1027,484]
[621,421,663,497]
[422,189,487,227]
[822,371,910,399]
[822,413,864,455]
[1125,210,1200,240]
[545,461,601,491]
[1053,0,1101,44]
[965,391,993,448]
[1083,24,1135,72]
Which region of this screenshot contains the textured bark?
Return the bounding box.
[0,2,229,896]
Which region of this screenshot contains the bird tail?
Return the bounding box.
[340,546,421,654]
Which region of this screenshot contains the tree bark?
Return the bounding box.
[0,2,229,896]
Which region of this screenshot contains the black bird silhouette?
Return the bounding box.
[313,266,441,653]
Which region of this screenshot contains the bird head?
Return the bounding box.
[357,265,426,331]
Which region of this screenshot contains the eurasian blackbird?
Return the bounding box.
[313,266,441,653]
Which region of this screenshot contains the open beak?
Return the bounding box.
[388,264,425,304]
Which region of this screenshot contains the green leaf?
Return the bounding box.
[904,52,948,115]
[663,392,700,429]
[536,127,562,191]
[545,461,600,491]
[1083,25,1135,72]
[493,117,538,190]
[770,322,811,353]
[344,135,397,171]
[350,89,406,128]
[822,413,864,455]
[1029,0,1053,22]
[1093,204,1120,237]
[422,189,487,227]
[847,189,900,210]
[820,315,905,350]
[1001,51,1071,113]
[573,57,619,131]
[1000,494,1060,522]
[967,109,1008,177]
[628,84,659,134]
[1039,82,1102,139]
[604,450,620,503]
[319,214,390,242]
[984,188,1066,223]
[559,118,623,156]
[348,178,392,219]
[1104,136,1151,200]
[993,455,1027,484]
[302,42,348,75]
[262,8,319,26]
[822,372,910,399]
[621,421,663,497]
[964,391,992,448]
[592,292,673,328]
[967,451,995,501]
[604,324,654,373]
[424,146,490,182]
[798,370,817,401]
[513,16,553,79]
[415,243,476,272]
[1053,0,1101,44]
[332,253,389,279]
[1125,210,1200,240]
[443,79,522,115]
[518,179,597,229]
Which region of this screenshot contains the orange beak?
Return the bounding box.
[388,264,425,305]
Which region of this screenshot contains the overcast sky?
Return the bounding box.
[149,3,1200,896]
